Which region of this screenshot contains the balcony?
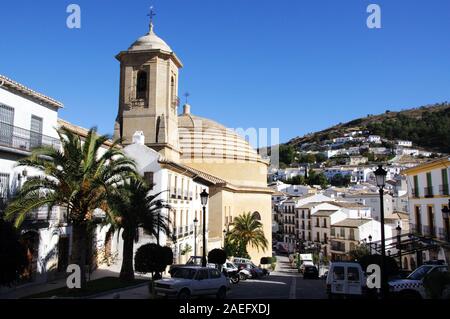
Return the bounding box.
[439,184,449,196]
[177,188,182,199]
[331,240,346,252]
[437,227,450,242]
[422,225,436,238]
[170,188,177,199]
[411,188,419,198]
[424,187,434,198]
[0,122,60,153]
[410,223,422,235]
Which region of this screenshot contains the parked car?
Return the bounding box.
[154,266,230,299]
[326,262,370,298]
[303,265,319,279]
[389,263,449,299]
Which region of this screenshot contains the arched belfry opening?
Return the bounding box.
[136,70,148,99]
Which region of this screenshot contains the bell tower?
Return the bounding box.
[114,15,182,161]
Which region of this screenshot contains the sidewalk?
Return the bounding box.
[0,267,151,299]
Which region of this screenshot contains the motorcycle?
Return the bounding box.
[222,268,240,284]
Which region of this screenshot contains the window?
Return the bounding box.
[136,70,147,99]
[30,115,43,149]
[425,172,433,197]
[413,175,419,197]
[340,228,345,238]
[0,104,14,146]
[0,173,10,199]
[252,211,261,221]
[347,267,360,281]
[144,172,154,190]
[331,227,335,236]
[441,169,449,195]
[333,266,345,280]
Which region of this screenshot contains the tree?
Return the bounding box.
[330,173,351,187]
[279,144,296,165]
[224,234,250,259]
[134,243,173,279]
[227,212,268,258]
[285,175,305,185]
[5,127,136,289]
[106,178,170,281]
[348,244,370,262]
[0,219,28,287]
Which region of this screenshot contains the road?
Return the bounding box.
[228,255,327,299]
[95,255,327,299]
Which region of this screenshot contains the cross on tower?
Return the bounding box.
[147,6,156,31]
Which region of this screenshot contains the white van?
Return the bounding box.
[326,262,368,298]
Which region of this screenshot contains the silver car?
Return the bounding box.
[154,266,230,299]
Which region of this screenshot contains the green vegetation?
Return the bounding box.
[23,277,147,299]
[5,127,136,289]
[225,212,268,258]
[106,179,170,282]
[330,173,351,187]
[367,107,450,153]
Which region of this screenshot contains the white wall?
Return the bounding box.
[0,87,59,139]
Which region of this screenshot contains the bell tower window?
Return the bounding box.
[136,70,148,99]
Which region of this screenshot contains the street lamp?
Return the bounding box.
[374,164,388,298]
[223,229,227,248]
[442,200,450,242]
[368,235,373,255]
[193,217,199,256]
[200,189,209,267]
[396,223,402,269]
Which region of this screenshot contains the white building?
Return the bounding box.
[0,75,66,285]
[396,140,413,147]
[403,158,450,264]
[330,218,393,261]
[123,135,212,264]
[342,192,394,221]
[368,135,382,144]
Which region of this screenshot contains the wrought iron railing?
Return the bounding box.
[424,186,434,198]
[0,122,60,152]
[439,184,449,196]
[422,225,436,237]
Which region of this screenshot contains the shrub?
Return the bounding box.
[208,249,227,265]
[134,243,172,278]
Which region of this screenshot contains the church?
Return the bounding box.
[113,18,273,263]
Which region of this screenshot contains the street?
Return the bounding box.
[95,255,327,300]
[228,255,326,299]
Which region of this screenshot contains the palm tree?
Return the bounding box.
[106,178,170,281]
[5,127,136,289]
[227,212,268,257]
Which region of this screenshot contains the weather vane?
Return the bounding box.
[147,6,156,31]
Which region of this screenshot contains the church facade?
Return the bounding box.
[113,20,273,263]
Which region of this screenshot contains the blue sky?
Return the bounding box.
[1,0,450,145]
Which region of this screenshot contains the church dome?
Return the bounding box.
[178,105,263,163]
[128,24,172,52]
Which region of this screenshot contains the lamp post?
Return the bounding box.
[223,229,227,248]
[155,200,163,246]
[396,223,402,270]
[193,217,199,257]
[442,200,450,242]
[374,164,388,298]
[368,235,373,255]
[200,189,209,267]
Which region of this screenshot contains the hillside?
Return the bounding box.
[286,102,450,153]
